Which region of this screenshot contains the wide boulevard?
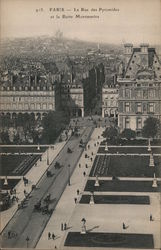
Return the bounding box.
[1,125,93,248]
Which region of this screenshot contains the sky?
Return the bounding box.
[1,0,161,45]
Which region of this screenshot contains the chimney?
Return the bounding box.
[140,43,149,54]
[11,75,13,86]
[124,43,133,54]
[124,43,133,66]
[35,75,37,86]
[28,75,31,87]
[71,73,73,83]
[113,74,117,85]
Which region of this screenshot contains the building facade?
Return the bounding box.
[0,76,55,119]
[102,85,118,118]
[117,44,161,134]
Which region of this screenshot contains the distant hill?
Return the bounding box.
[0,36,122,58]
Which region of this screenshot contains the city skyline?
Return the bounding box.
[1,0,161,46]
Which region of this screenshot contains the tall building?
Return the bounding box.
[102,85,118,118]
[60,72,84,117]
[117,43,161,135]
[0,75,55,119]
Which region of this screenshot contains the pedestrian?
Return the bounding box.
[83,171,86,177]
[150,214,153,221]
[64,223,67,230]
[74,197,77,203]
[61,223,63,231]
[77,189,79,195]
[48,232,51,240]
[8,231,11,239]
[11,196,15,203]
[123,223,126,229]
[52,233,55,240]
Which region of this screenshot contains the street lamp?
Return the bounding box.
[81,218,86,234]
[4,176,8,186]
[147,138,151,152]
[47,147,49,165]
[149,152,154,167]
[26,236,30,248]
[68,164,70,186]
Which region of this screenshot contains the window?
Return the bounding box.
[137,118,142,129]
[24,103,28,109]
[49,104,53,110]
[37,104,41,110]
[125,102,130,112]
[6,104,10,109]
[125,117,130,129]
[43,104,47,110]
[136,103,142,113]
[149,89,154,98]
[136,90,142,98]
[143,90,148,98]
[18,104,22,109]
[30,104,34,109]
[13,104,16,109]
[125,89,130,98]
[149,103,154,113]
[129,67,132,70]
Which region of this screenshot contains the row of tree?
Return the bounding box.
[103,117,161,143]
[0,111,70,144]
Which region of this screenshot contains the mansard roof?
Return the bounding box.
[123,46,161,79]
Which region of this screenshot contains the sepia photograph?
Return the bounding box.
[0,0,161,249]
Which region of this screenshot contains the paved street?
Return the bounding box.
[36,128,104,249]
[1,126,93,248]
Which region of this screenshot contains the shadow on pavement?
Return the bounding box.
[87,225,99,232]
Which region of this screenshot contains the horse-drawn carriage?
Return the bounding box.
[67,147,72,153]
[46,170,52,177]
[44,194,51,203]
[34,201,41,211]
[34,198,53,214]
